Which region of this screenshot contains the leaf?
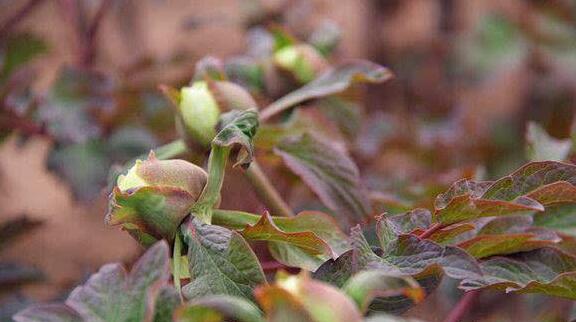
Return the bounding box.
[152,287,180,322]
[275,133,371,225]
[460,247,576,300]
[255,272,363,322]
[343,270,424,314]
[0,263,44,289]
[526,122,571,162]
[0,216,42,251]
[0,33,48,82]
[13,241,172,322]
[174,295,264,322]
[533,204,576,236]
[458,232,558,259]
[482,161,576,202]
[213,109,259,168]
[314,227,478,314]
[180,217,266,301]
[242,212,333,256]
[260,60,393,121]
[13,304,83,322]
[213,209,350,271]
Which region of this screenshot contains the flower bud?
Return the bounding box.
[178,80,257,147]
[273,44,328,83]
[106,152,207,246]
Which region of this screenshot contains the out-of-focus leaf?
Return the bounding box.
[260,60,393,121]
[364,314,426,322]
[526,122,571,162]
[343,270,424,314]
[180,217,266,301]
[0,263,44,289]
[213,209,350,271]
[460,247,576,300]
[175,295,264,322]
[13,304,83,322]
[318,97,362,140]
[0,33,48,82]
[255,272,363,322]
[0,216,42,250]
[107,126,158,161]
[14,241,172,322]
[38,66,114,144]
[47,140,110,201]
[308,20,341,57]
[275,133,371,226]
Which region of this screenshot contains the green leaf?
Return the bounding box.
[242,211,333,256]
[213,209,350,271]
[458,232,558,259]
[180,217,266,301]
[260,60,393,121]
[174,295,264,322]
[275,133,371,225]
[534,204,576,236]
[526,122,571,161]
[255,273,363,322]
[343,270,424,314]
[460,247,576,300]
[1,33,48,82]
[153,287,181,322]
[14,241,172,322]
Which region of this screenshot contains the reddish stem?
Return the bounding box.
[444,290,480,322]
[418,222,442,239]
[261,261,287,272]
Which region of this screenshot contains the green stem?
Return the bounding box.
[173,233,183,302]
[153,139,187,159]
[245,161,295,217]
[191,145,231,223]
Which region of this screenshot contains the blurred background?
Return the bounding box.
[1,0,576,321]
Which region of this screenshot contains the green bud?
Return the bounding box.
[273,44,328,83]
[107,152,208,246]
[178,80,257,147]
[179,81,221,146]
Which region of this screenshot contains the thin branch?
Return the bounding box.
[444,290,480,322]
[80,0,113,67]
[0,0,46,39]
[245,160,295,217]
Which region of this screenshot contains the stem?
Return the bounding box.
[153,140,187,160]
[172,233,184,302]
[418,222,442,239]
[444,290,480,322]
[80,0,113,67]
[191,146,230,223]
[245,161,295,217]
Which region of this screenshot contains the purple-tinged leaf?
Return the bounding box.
[14,241,171,322]
[460,247,576,300]
[13,304,82,322]
[275,133,371,225]
[180,217,266,301]
[458,232,558,259]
